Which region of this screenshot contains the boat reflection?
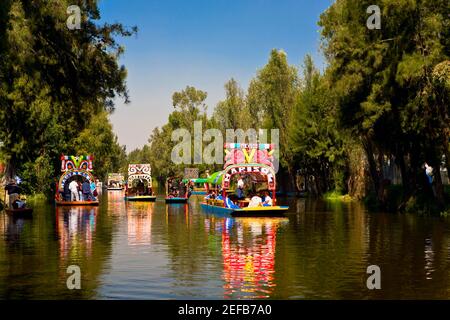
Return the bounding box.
[0,213,29,243]
[221,217,288,299]
[56,206,98,260]
[126,202,154,246]
[166,203,190,227]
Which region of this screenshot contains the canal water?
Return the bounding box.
[1,191,449,299]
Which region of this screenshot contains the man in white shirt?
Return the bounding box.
[69,180,80,201]
[237,175,245,199]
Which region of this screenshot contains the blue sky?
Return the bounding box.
[99,0,334,151]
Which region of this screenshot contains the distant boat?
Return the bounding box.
[184,177,208,195]
[165,177,189,204]
[106,173,125,191]
[124,164,156,202]
[165,197,188,204]
[55,200,99,207]
[125,195,156,202]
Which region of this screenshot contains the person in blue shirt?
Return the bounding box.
[82,180,93,201]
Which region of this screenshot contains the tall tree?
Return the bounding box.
[319,0,449,211]
[247,49,300,190]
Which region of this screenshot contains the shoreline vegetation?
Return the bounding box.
[0,1,449,214]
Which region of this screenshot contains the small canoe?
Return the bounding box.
[165,197,189,204]
[55,201,100,207]
[5,207,33,217]
[125,195,156,202]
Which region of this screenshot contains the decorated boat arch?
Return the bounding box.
[106,173,125,190]
[201,143,288,216]
[125,164,156,202]
[55,155,99,206]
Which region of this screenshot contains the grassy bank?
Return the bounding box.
[323,191,354,202]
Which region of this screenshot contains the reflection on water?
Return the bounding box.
[222,218,288,299]
[56,206,98,259]
[127,202,153,246]
[1,195,450,299]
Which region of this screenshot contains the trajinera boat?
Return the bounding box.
[165,177,189,203]
[55,155,100,206]
[200,143,289,217]
[106,173,124,191]
[183,177,208,195]
[124,164,156,202]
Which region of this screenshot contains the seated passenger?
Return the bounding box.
[248,193,263,208]
[262,191,273,206]
[225,197,239,209]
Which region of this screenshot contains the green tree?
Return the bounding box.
[319,0,449,211]
[0,0,135,195]
[247,49,300,190]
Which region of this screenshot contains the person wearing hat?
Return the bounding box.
[5,180,20,208]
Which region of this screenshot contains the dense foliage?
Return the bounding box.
[0,0,133,195]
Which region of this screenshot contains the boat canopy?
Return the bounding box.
[127,164,152,187]
[221,143,277,191]
[107,173,124,183]
[57,155,95,191]
[183,178,209,184]
[206,171,224,185]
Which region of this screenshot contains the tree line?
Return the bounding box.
[0,0,131,196]
[131,0,449,213]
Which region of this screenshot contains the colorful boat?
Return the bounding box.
[200,143,289,217]
[165,177,189,203]
[184,178,208,195]
[125,164,156,202]
[106,173,124,191]
[55,155,100,206]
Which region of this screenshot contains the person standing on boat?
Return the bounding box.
[5,180,20,208]
[237,175,245,199]
[82,180,93,201]
[69,179,80,201]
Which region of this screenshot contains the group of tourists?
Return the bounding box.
[128,180,153,196]
[167,178,191,198]
[68,179,97,202]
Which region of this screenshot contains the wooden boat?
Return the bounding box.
[184,178,208,195]
[55,200,99,206]
[106,173,125,191]
[200,202,288,217]
[54,155,100,207]
[125,195,156,202]
[166,176,190,204]
[200,143,289,217]
[165,197,188,203]
[5,207,33,217]
[125,164,156,202]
